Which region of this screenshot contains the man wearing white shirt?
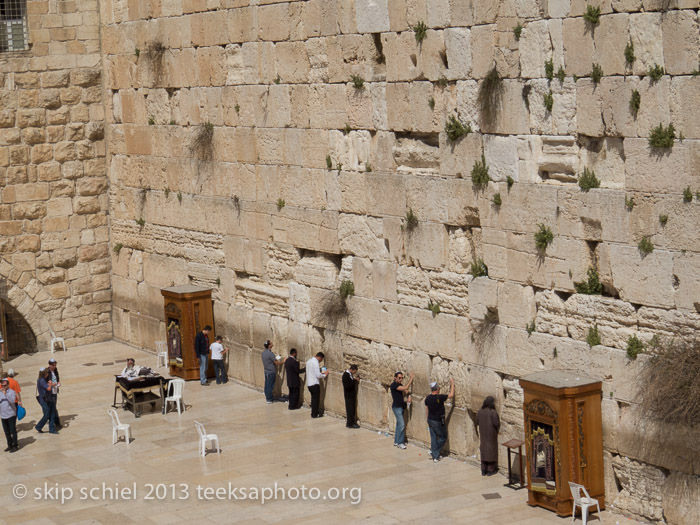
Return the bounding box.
[120,358,141,379]
[210,335,228,385]
[305,352,329,418]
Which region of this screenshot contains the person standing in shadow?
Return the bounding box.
[285,348,305,410]
[476,395,501,476]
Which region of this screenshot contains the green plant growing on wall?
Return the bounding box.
[276,198,286,210]
[326,155,333,169]
[575,266,603,295]
[471,155,490,187]
[583,5,601,25]
[587,324,601,347]
[343,123,352,135]
[545,59,554,81]
[543,91,554,113]
[169,119,176,125]
[336,162,343,172]
[177,191,182,203]
[626,334,644,360]
[144,40,167,85]
[215,278,221,286]
[648,64,665,82]
[535,223,554,252]
[513,23,523,41]
[436,76,448,88]
[578,167,600,192]
[590,63,603,84]
[659,214,668,226]
[492,193,502,206]
[648,123,675,149]
[469,258,488,277]
[339,280,355,299]
[148,117,155,126]
[506,176,514,190]
[113,243,123,254]
[625,195,635,211]
[629,89,641,115]
[413,21,428,44]
[136,218,145,228]
[624,40,635,65]
[444,115,471,142]
[428,97,435,110]
[274,74,281,84]
[135,48,140,57]
[427,300,441,316]
[683,186,693,203]
[638,236,654,255]
[190,121,215,161]
[478,67,503,128]
[350,74,364,89]
[405,208,419,232]
[556,66,566,83]
[365,164,372,172]
[526,320,536,336]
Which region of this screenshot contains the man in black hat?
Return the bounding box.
[284,348,305,410]
[342,364,360,428]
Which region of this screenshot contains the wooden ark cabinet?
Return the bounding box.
[519,371,605,517]
[161,285,215,381]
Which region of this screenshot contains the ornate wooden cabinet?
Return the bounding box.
[519,371,605,517]
[161,285,214,381]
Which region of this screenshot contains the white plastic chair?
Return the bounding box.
[194,421,220,457]
[569,481,602,524]
[108,409,131,445]
[164,379,185,414]
[155,341,168,368]
[49,328,66,353]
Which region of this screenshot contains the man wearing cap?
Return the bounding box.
[47,359,62,429]
[0,377,20,452]
[36,367,58,434]
[120,358,141,379]
[261,340,284,404]
[4,369,21,405]
[425,378,454,462]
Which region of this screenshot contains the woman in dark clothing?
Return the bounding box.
[476,396,500,476]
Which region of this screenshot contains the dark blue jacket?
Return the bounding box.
[194,331,209,357]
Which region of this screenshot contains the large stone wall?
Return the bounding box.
[0,0,111,349]
[99,1,699,522]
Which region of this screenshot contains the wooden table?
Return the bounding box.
[503,438,526,489]
[113,376,169,417]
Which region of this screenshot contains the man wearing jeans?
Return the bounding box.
[195,325,211,386]
[390,371,414,449]
[261,340,283,404]
[424,378,454,463]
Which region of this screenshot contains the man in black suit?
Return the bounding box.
[284,348,305,410]
[342,364,360,428]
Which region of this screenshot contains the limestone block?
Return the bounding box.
[439,127,483,178]
[673,253,700,311]
[548,0,571,17]
[534,289,568,337]
[609,245,674,308]
[392,135,440,174]
[338,214,390,260]
[427,270,471,316]
[483,134,518,182]
[670,77,700,141]
[356,0,390,33]
[593,14,629,76]
[519,20,553,79]
[599,77,638,139]
[624,138,693,194]
[662,472,700,525]
[562,17,594,78]
[661,10,698,76]
[402,221,448,270]
[444,27,471,80]
[629,12,664,75]
[468,276,497,322]
[497,281,535,329]
[637,306,700,342]
[466,365,502,414]
[414,309,458,356]
[416,30,447,82]
[224,236,266,276]
[470,24,495,79]
[294,255,339,289]
[396,264,431,309]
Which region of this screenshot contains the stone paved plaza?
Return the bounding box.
[2,343,641,525]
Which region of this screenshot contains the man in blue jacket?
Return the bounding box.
[194,325,211,386]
